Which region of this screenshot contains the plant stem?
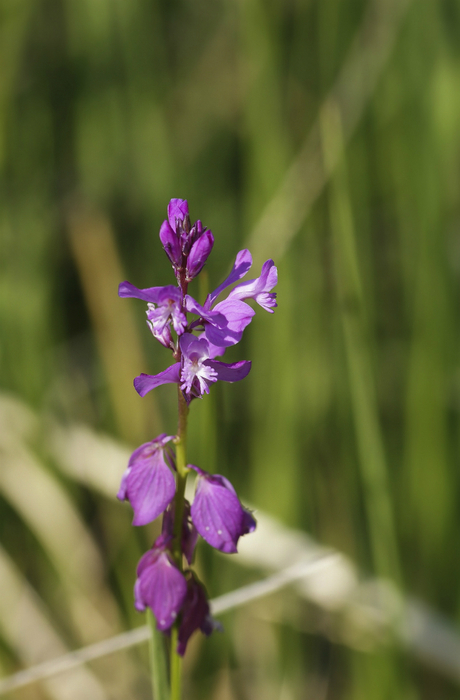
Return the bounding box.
[170,625,182,700]
[148,609,170,700]
[170,386,189,700]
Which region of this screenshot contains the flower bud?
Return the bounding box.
[186,230,214,280]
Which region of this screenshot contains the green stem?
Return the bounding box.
[170,624,182,700]
[170,386,189,700]
[148,609,170,700]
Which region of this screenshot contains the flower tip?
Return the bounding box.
[167,198,189,227]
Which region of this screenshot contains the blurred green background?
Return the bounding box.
[2,0,460,697]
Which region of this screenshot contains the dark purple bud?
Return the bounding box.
[134,545,187,631]
[177,574,220,656]
[159,220,182,267]
[117,434,176,526]
[186,230,214,280]
[162,499,198,565]
[190,466,256,553]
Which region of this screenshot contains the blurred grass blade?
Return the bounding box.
[66,205,161,444]
[320,100,400,583]
[246,0,414,265]
[0,544,109,700]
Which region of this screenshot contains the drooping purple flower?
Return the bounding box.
[184,250,277,347]
[117,434,176,526]
[177,574,220,656]
[134,539,187,631]
[162,499,198,565]
[190,466,256,553]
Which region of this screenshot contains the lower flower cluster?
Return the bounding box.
[118,435,256,654]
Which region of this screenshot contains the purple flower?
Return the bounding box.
[162,499,198,565]
[118,282,186,346]
[227,258,278,312]
[117,434,176,526]
[179,333,251,399]
[177,574,220,656]
[190,466,256,553]
[185,250,277,347]
[134,538,187,631]
[133,334,251,400]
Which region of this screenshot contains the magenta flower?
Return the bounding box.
[118,282,186,347]
[133,333,251,400]
[117,434,176,526]
[190,466,256,553]
[185,250,277,347]
[134,537,187,631]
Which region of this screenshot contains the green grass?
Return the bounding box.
[1,0,460,697]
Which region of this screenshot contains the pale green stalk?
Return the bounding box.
[148,609,170,700]
[169,386,189,700]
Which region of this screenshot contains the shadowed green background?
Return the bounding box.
[1,0,460,697]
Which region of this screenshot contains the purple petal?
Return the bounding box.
[167,198,189,228]
[126,451,176,526]
[136,552,187,631]
[180,333,209,360]
[228,259,278,312]
[134,364,181,397]
[191,475,245,553]
[119,281,179,304]
[159,220,182,266]
[204,299,255,347]
[208,249,253,305]
[186,231,214,280]
[128,434,174,465]
[242,508,257,535]
[177,577,211,656]
[184,295,227,328]
[205,359,251,383]
[117,468,130,501]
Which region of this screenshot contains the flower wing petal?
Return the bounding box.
[137,553,187,630]
[127,452,176,526]
[134,364,181,397]
[119,281,179,304]
[208,249,253,305]
[191,479,244,553]
[205,360,251,383]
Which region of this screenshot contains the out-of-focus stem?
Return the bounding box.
[148,610,169,700]
[170,386,189,700]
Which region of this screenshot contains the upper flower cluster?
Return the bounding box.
[119,198,277,403]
